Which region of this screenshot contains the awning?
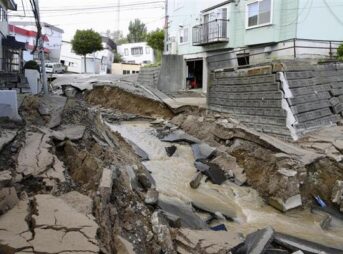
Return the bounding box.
[2,36,26,50]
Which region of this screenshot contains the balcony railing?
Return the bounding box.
[192,19,229,46]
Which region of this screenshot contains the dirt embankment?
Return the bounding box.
[86,86,174,119]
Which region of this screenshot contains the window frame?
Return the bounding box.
[179,27,189,44]
[246,0,273,30]
[124,48,129,56]
[131,47,143,56]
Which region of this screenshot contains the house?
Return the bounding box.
[112,63,141,76]
[162,0,343,93]
[9,21,64,62]
[8,24,50,62]
[60,36,116,74]
[117,42,155,65]
[0,0,26,73]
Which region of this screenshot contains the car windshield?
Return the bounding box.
[45,64,53,68]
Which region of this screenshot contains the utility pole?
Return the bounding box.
[35,0,48,94]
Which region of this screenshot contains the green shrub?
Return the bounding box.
[24,60,40,71]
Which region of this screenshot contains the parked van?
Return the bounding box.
[45,63,65,74]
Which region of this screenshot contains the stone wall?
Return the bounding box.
[208,61,343,140]
[137,66,160,88]
[158,55,185,93]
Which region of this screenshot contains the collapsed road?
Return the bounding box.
[1,79,343,253]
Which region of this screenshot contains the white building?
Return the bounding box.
[60,37,116,74]
[9,24,49,62]
[10,21,63,62]
[118,42,154,65]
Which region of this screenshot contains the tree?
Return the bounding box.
[127,19,147,43]
[338,44,343,60]
[147,29,164,63]
[71,29,103,73]
[113,52,123,63]
[147,29,164,52]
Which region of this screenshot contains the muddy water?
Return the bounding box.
[109,121,343,249]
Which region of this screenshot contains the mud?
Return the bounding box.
[86,86,174,118]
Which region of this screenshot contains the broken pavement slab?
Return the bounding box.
[273,232,343,254]
[51,124,86,141]
[175,228,244,254]
[0,187,19,215]
[0,194,99,253]
[191,143,216,161]
[161,129,201,144]
[38,95,67,128]
[157,195,208,230]
[194,161,227,185]
[233,226,275,254]
[269,194,302,213]
[165,145,177,157]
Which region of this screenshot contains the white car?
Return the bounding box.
[45,63,65,74]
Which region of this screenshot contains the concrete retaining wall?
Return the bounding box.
[158,55,185,93]
[208,61,343,139]
[137,66,160,88]
[0,90,21,120]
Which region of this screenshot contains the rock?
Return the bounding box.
[137,169,156,190]
[99,167,114,203]
[151,118,164,125]
[191,143,216,161]
[0,170,12,188]
[51,124,86,141]
[38,95,67,128]
[127,140,149,161]
[161,129,200,144]
[311,205,343,227]
[269,194,302,212]
[119,165,139,191]
[151,211,176,253]
[214,211,226,221]
[277,168,298,177]
[0,129,17,152]
[274,232,343,254]
[165,145,177,157]
[115,235,135,254]
[292,251,304,254]
[145,189,159,205]
[320,215,332,230]
[190,172,203,189]
[0,187,19,215]
[234,226,275,254]
[210,152,246,186]
[158,196,208,230]
[64,85,78,98]
[175,229,244,254]
[332,180,343,205]
[195,161,226,185]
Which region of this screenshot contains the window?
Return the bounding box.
[146,47,151,54]
[124,48,129,56]
[131,47,143,55]
[123,70,130,75]
[247,0,272,28]
[179,27,189,43]
[0,7,7,22]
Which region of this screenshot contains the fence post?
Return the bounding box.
[293,38,297,59]
[329,41,332,59]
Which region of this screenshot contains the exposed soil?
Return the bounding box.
[86,86,174,119]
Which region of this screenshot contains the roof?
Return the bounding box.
[101,36,116,50]
[9,24,49,41]
[201,0,234,13]
[2,0,17,10]
[9,21,64,33]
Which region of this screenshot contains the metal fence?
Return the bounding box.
[207,38,343,70]
[192,19,229,46]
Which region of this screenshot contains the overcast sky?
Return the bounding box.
[9,0,166,41]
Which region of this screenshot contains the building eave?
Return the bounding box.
[201,0,234,13]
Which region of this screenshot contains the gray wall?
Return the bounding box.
[158,55,185,93]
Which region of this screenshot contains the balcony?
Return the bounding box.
[192,19,229,46]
